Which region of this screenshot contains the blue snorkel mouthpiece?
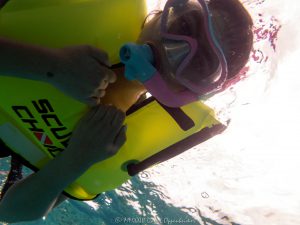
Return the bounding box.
[120,43,157,83]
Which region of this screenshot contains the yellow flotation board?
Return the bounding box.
[0,0,226,200]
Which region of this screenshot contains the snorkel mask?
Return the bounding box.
[120,0,228,107]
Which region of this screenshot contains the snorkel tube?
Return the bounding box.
[120,43,198,107]
[120,43,156,82]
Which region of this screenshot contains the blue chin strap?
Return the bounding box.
[119,43,157,83]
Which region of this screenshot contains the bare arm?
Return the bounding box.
[0,105,126,223]
[0,150,90,223]
[0,37,60,81]
[0,37,116,105]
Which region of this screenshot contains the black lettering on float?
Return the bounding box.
[12,100,72,154]
[42,114,63,127]
[45,144,64,157]
[51,127,72,140]
[32,99,54,114]
[12,106,34,119]
[60,137,71,148]
[21,119,44,132]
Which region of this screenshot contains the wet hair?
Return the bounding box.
[169,0,254,81]
[141,0,253,90]
[209,0,253,79]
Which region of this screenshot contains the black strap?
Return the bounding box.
[0,155,23,200]
[157,101,195,131]
[127,123,227,176]
[127,96,195,131]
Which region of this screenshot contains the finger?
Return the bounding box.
[107,70,117,83]
[106,106,120,126]
[85,97,98,107]
[83,105,109,125]
[100,68,117,84]
[87,95,102,106]
[93,105,112,122]
[96,69,116,91]
[110,110,126,128]
[106,125,127,156]
[92,89,106,98]
[98,78,109,90]
[92,105,117,127]
[89,46,111,67]
[79,105,99,124]
[113,125,127,148]
[97,107,124,133]
[98,90,106,98]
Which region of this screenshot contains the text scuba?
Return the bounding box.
[12,99,71,157]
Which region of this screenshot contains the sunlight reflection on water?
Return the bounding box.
[137,0,300,225]
[1,0,300,225]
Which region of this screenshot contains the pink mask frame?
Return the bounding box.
[144,0,228,107]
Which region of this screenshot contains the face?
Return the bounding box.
[138,6,222,94]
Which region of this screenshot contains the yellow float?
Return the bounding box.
[0,0,226,200]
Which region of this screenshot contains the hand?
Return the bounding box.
[65,105,127,167]
[51,45,116,106]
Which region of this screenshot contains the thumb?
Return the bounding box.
[113,125,127,148]
[85,96,99,107]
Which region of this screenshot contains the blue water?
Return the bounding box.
[2,0,300,224]
[1,157,201,225]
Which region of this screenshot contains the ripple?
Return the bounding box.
[201,192,210,199]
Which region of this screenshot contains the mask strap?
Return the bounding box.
[197,0,228,84]
[157,101,195,131]
[127,123,227,176]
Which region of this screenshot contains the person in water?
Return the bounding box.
[0,0,253,222]
[131,0,253,107]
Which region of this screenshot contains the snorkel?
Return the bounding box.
[120,43,198,107]
[119,43,155,83]
[120,0,228,108]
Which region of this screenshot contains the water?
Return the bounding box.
[1,0,300,224]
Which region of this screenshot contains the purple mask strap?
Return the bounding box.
[144,72,198,108]
[196,0,228,87]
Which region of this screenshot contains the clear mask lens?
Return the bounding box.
[160,0,228,95]
[163,39,190,74]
